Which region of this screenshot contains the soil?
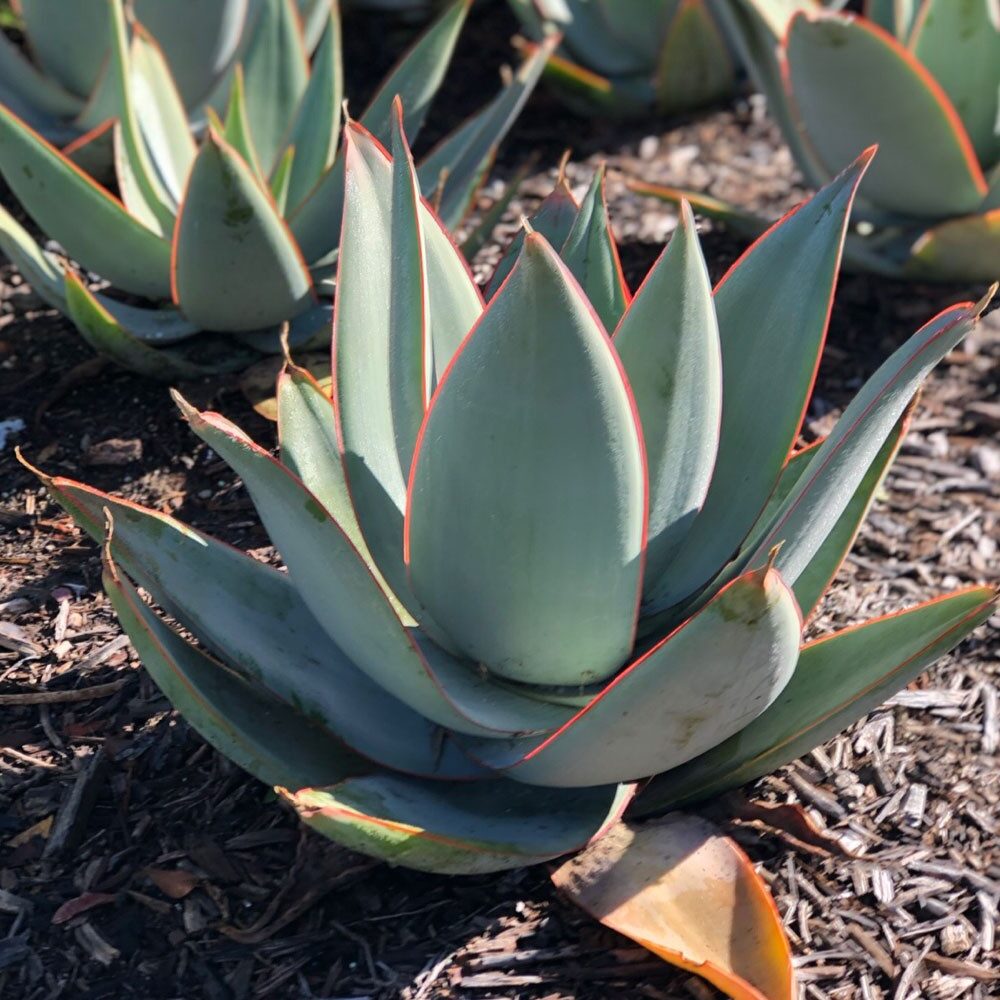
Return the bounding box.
[1,3,998,999]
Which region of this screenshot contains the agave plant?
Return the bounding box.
[633,0,1000,282]
[507,0,741,117]
[0,0,550,377]
[0,0,322,172]
[25,101,996,920]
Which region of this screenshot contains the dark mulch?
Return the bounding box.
[1,3,998,998]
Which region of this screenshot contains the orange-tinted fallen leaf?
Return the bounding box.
[143,867,200,900]
[551,815,794,1000]
[52,892,118,925]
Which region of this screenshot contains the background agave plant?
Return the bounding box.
[506,0,738,117]
[0,0,549,377]
[634,0,1000,282]
[0,0,313,173]
[26,105,996,913]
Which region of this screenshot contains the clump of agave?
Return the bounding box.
[0,0,549,377]
[27,110,996,896]
[634,0,1000,281]
[0,0,329,172]
[507,0,738,117]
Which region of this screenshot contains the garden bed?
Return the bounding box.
[1,3,998,998]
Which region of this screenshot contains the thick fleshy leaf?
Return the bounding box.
[129,25,197,204]
[284,9,342,213]
[909,0,1000,166]
[906,210,1000,283]
[614,202,722,595]
[62,271,245,379]
[747,296,989,585]
[104,553,366,791]
[553,816,794,1000]
[287,0,468,263]
[221,66,263,179]
[487,174,579,298]
[864,0,920,38]
[282,777,634,875]
[406,234,647,687]
[416,34,554,229]
[240,0,309,174]
[0,105,171,299]
[171,130,313,331]
[174,395,575,739]
[296,0,332,52]
[106,0,175,235]
[791,406,911,618]
[269,146,296,215]
[644,153,871,614]
[461,566,801,787]
[785,12,987,218]
[636,587,996,811]
[335,118,481,614]
[276,361,403,616]
[655,0,735,113]
[559,165,629,332]
[38,469,485,780]
[0,204,66,310]
[626,179,771,242]
[18,0,108,97]
[0,30,83,121]
[135,0,249,109]
[711,0,829,187]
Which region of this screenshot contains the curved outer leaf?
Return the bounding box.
[559,165,630,333]
[614,202,722,596]
[487,175,579,298]
[129,25,197,205]
[643,152,872,615]
[334,118,481,617]
[747,296,989,585]
[174,395,575,739]
[790,403,911,618]
[553,816,795,1000]
[38,469,485,781]
[636,587,996,811]
[135,0,250,110]
[288,0,468,263]
[239,0,309,174]
[906,209,1000,283]
[416,33,555,229]
[104,552,368,792]
[171,130,313,332]
[107,0,175,236]
[63,272,214,380]
[406,234,647,688]
[18,0,108,97]
[284,9,343,214]
[282,777,634,875]
[461,566,802,788]
[708,0,829,188]
[908,0,1000,166]
[0,31,83,121]
[784,12,988,218]
[0,105,171,299]
[655,0,735,113]
[0,204,66,310]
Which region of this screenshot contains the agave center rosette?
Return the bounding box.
[29,116,995,878]
[633,0,1000,282]
[0,0,552,378]
[507,0,740,117]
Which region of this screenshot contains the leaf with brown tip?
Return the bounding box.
[552,815,794,1000]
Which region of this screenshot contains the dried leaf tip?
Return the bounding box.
[278,322,292,364]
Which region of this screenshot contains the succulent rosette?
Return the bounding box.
[0,0,550,375]
[26,116,995,879]
[634,0,1000,282]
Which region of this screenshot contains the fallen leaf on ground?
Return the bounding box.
[552,814,794,1000]
[143,867,200,900]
